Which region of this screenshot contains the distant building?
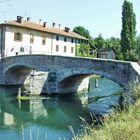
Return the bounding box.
[0,16,88,58]
[97,48,116,59]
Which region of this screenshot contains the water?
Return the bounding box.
[88,77,124,116]
[0,77,123,140]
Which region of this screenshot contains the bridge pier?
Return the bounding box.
[21,71,48,95]
[21,71,90,95]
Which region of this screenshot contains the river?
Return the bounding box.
[0,77,123,140]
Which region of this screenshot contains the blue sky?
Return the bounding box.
[0,0,139,38]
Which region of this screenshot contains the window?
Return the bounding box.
[71,47,74,53]
[64,46,66,52]
[56,45,59,52]
[30,34,34,43]
[56,35,59,41]
[71,38,74,43]
[14,32,22,41]
[42,37,46,45]
[64,37,67,42]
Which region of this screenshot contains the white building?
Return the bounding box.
[0,16,88,58]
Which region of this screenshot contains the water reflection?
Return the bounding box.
[0,77,123,140]
[0,86,89,140]
[17,99,48,119]
[88,77,123,116]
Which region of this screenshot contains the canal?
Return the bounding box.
[0,76,123,140]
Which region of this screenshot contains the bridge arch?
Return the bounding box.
[59,74,91,93]
[4,64,33,85]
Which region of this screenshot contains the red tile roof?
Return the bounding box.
[0,20,88,40]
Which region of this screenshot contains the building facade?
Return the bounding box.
[0,16,88,58]
[97,48,116,59]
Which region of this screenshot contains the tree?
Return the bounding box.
[105,37,122,60]
[93,34,105,49]
[136,35,140,63]
[73,26,91,39]
[76,43,90,57]
[121,0,137,60]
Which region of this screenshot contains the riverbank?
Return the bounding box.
[74,84,140,140]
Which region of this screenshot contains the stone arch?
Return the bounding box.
[4,64,33,85]
[57,69,120,94]
[4,63,33,74]
[58,70,92,93]
[60,68,119,85]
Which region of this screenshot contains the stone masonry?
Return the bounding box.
[0,55,140,94]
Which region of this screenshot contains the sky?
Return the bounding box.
[0,0,139,39]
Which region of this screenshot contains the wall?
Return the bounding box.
[2,26,76,57]
[52,35,75,56]
[5,27,52,56]
[108,50,115,59]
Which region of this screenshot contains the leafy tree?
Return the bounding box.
[136,35,140,63]
[93,34,105,49]
[136,35,140,46]
[76,43,90,57]
[121,0,137,61]
[73,26,92,57]
[104,37,122,60]
[91,35,122,59]
[73,26,91,39]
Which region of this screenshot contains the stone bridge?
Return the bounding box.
[0,55,140,95]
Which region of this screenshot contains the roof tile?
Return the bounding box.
[1,20,88,40]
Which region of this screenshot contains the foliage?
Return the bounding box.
[121,0,137,61]
[136,35,140,46]
[73,26,91,39]
[92,34,104,49]
[73,26,94,57]
[76,44,91,57]
[90,35,122,60]
[136,35,140,63]
[104,37,122,60]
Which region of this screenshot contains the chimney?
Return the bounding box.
[58,24,61,29]
[17,16,24,24]
[43,22,47,27]
[52,22,56,27]
[27,17,31,22]
[65,27,70,33]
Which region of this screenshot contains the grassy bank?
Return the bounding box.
[74,84,140,140]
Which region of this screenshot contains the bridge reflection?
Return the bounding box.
[0,87,89,130]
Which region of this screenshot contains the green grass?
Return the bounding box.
[74,84,140,140]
